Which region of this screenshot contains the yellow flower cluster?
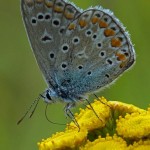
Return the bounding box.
[38,97,150,150]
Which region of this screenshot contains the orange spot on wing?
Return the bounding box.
[104,29,115,37]
[64,13,74,19]
[120,62,126,68]
[99,20,108,28]
[111,38,122,47]
[116,53,126,61]
[36,0,43,3]
[91,17,99,24]
[68,23,76,30]
[45,1,53,7]
[54,7,63,13]
[79,20,87,28]
[25,0,34,6]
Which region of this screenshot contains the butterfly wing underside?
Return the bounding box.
[54,9,135,96]
[21,0,81,87]
[21,0,135,99]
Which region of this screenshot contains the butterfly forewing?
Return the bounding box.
[21,0,81,87]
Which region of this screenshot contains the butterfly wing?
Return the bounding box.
[21,0,135,101]
[21,0,81,87]
[54,8,135,98]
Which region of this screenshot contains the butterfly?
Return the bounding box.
[18,0,135,124]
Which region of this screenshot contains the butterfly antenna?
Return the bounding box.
[85,99,103,122]
[17,95,41,125]
[29,96,41,118]
[45,103,65,125]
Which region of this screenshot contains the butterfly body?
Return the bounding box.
[21,0,135,106]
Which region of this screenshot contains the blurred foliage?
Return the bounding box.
[0,0,150,149]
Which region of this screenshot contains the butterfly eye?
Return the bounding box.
[46,91,52,100]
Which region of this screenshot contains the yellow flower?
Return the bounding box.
[80,134,127,150]
[38,97,150,150]
[38,129,87,150]
[67,97,110,131]
[148,106,150,112]
[128,140,150,150]
[116,111,150,139]
[108,100,145,117]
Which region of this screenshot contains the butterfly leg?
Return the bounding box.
[64,103,80,131]
[93,94,110,108]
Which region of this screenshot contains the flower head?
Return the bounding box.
[81,134,127,150]
[67,98,110,131]
[38,129,87,150]
[116,111,150,139]
[38,97,150,150]
[108,100,145,118]
[128,140,150,150]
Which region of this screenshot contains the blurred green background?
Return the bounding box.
[0,0,150,149]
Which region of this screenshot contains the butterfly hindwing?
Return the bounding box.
[54,8,135,95]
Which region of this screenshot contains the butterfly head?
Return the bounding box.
[41,89,54,104]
